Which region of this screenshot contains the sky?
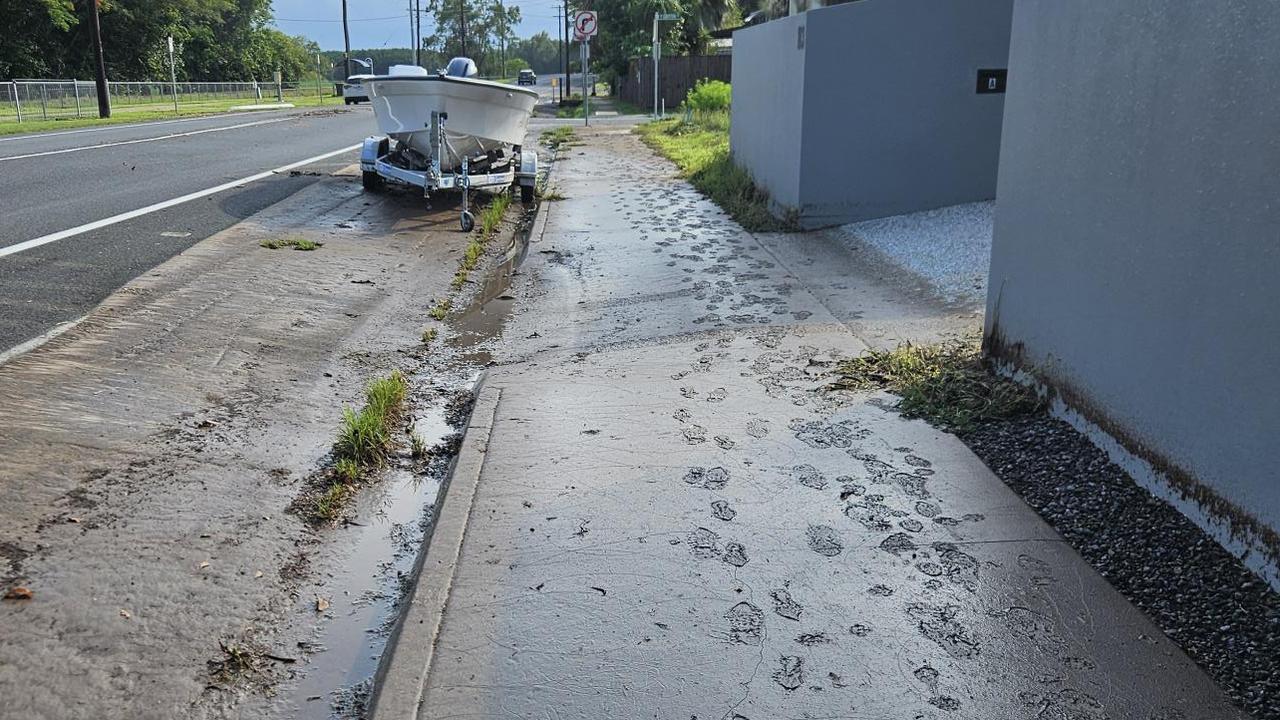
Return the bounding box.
[270,0,567,51]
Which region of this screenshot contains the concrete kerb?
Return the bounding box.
[366,382,502,720]
[367,146,555,718]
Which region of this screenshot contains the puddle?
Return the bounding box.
[281,406,459,719]
[445,210,535,366]
[281,204,536,717]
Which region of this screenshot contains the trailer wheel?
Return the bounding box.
[460,211,475,233]
[520,184,534,204]
[362,171,384,192]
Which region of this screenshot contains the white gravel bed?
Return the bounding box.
[835,201,993,305]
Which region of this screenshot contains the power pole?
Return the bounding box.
[562,0,569,94]
[89,0,110,118]
[460,0,468,58]
[341,0,352,79]
[415,0,422,65]
[497,0,506,76]
[409,0,416,65]
[554,6,562,101]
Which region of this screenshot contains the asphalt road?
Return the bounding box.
[0,106,375,354]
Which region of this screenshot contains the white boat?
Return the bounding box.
[363,59,538,171]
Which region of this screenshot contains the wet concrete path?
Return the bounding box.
[409,123,1246,719]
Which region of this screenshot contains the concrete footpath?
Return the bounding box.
[374,123,1246,719]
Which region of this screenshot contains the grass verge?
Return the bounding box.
[636,111,796,233]
[0,93,337,137]
[831,338,1043,433]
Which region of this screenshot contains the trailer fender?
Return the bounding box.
[361,137,388,172]
[517,150,538,187]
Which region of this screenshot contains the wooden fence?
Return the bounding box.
[615,55,732,112]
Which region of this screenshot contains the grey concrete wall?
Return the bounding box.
[729,13,806,211]
[987,1,1280,572]
[730,0,1013,228]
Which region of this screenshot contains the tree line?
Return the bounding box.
[4,0,773,84]
[2,0,319,82]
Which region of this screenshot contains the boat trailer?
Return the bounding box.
[359,111,537,232]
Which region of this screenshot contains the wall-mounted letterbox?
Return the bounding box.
[976,68,1007,94]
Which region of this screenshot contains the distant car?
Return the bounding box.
[517,69,537,86]
[343,75,374,104]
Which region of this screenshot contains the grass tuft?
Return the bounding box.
[479,192,511,238]
[313,370,410,523]
[636,112,796,233]
[334,406,393,468]
[429,299,450,321]
[260,237,322,251]
[312,482,356,523]
[832,339,1044,432]
[334,457,360,483]
[410,434,428,459]
[332,370,408,468]
[540,126,576,150]
[421,327,438,345]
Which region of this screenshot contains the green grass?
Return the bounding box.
[429,299,451,321]
[334,406,394,468]
[313,370,410,523]
[312,482,357,523]
[333,370,408,468]
[540,126,576,150]
[636,111,797,232]
[411,434,428,459]
[0,93,337,137]
[365,370,408,420]
[479,192,512,238]
[334,457,361,483]
[260,236,322,251]
[450,191,513,289]
[832,339,1044,432]
[421,327,438,345]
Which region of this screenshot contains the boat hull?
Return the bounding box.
[364,75,538,167]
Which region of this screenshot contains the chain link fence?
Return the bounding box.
[0,79,331,123]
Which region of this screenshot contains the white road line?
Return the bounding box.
[0,143,361,260]
[0,315,86,367]
[0,110,277,143]
[0,117,290,161]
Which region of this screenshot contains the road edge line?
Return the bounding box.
[0,315,87,368]
[0,109,290,143]
[367,383,503,720]
[0,143,362,260]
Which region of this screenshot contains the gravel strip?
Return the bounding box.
[961,415,1280,718]
[835,201,992,305]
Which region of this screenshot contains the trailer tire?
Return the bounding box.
[460,211,475,233]
[520,184,534,204]
[362,171,384,192]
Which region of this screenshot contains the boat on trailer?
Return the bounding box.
[359,58,540,231]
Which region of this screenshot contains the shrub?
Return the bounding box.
[685,80,731,113]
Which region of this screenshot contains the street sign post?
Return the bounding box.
[573,11,598,127]
[167,36,179,114]
[652,12,678,117]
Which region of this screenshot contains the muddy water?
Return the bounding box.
[280,409,454,719]
[444,209,535,366]
[279,207,534,718]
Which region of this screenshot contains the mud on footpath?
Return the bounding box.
[395,122,1251,720]
[0,159,537,718]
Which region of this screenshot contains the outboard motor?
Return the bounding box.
[444,57,479,78]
